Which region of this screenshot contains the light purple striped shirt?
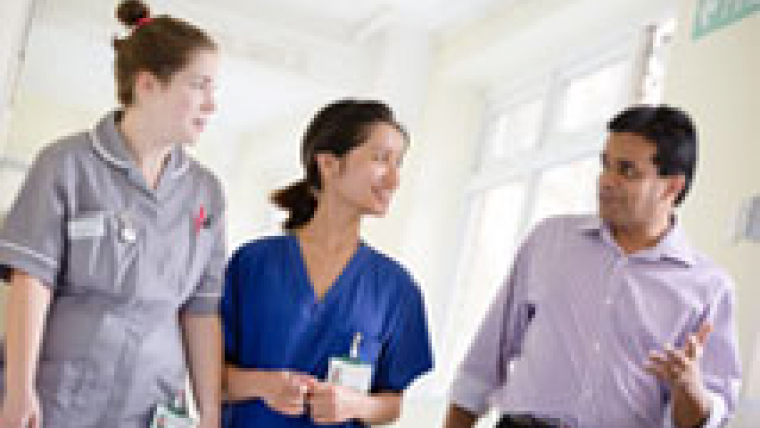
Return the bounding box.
[451,215,741,428]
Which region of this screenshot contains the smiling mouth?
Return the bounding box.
[373,189,392,205]
[193,118,207,130]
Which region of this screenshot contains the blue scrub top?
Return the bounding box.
[221,235,434,428]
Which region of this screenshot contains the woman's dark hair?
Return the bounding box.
[272,99,409,230]
[608,104,697,206]
[113,0,216,106]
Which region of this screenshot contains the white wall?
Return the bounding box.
[664,1,760,426]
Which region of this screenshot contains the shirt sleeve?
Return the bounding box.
[181,178,227,315]
[449,237,534,416]
[0,145,66,287]
[662,279,742,427]
[373,280,434,393]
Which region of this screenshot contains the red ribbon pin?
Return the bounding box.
[194,205,206,235]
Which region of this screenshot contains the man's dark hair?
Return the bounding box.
[608,105,697,206]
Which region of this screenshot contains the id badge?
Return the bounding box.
[326,332,374,393]
[327,356,373,393]
[150,403,196,428]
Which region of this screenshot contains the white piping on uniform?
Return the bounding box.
[192,291,222,298]
[0,240,57,267]
[90,129,191,178]
[89,130,130,170]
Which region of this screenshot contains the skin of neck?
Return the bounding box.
[610,209,673,255]
[297,189,362,252]
[118,108,176,189]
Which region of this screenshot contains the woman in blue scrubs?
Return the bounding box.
[221,99,434,427]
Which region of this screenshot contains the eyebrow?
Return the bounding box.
[601,153,643,170]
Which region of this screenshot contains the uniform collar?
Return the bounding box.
[90,110,191,180]
[579,215,696,267]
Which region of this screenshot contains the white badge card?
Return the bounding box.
[327,357,373,393]
[150,404,196,428]
[326,332,374,394]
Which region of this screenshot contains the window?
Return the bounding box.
[529,157,600,228]
[445,181,527,377]
[557,60,629,133]
[482,97,544,164]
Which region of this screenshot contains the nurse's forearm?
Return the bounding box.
[223,365,263,401]
[3,270,52,396]
[353,392,402,425]
[223,366,291,402]
[180,314,222,422]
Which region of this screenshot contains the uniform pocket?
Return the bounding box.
[67,211,107,278]
[66,210,135,296]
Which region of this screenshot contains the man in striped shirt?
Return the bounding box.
[445,105,741,428]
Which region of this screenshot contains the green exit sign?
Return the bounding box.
[693,0,759,40]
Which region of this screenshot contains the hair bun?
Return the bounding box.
[116,0,150,27]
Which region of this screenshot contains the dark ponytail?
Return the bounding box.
[271,180,317,231]
[272,98,407,231]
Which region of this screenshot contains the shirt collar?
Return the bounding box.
[578,215,696,267]
[90,110,190,180]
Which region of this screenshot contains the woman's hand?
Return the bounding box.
[259,371,315,417]
[308,381,367,425]
[0,389,42,428]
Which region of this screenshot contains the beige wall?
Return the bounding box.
[664,0,760,424]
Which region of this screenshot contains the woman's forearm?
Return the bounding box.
[353,392,402,425]
[180,313,222,422]
[3,270,52,396]
[223,365,272,402]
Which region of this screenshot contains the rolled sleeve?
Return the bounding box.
[0,146,66,287]
[449,281,512,415]
[449,237,534,416]
[450,369,499,415]
[699,284,743,415]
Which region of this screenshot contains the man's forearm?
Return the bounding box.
[672,386,712,428]
[444,404,479,428]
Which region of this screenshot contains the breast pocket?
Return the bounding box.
[66,210,136,295]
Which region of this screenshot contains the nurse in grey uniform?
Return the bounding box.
[0,1,224,427]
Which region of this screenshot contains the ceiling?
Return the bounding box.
[14,0,509,139]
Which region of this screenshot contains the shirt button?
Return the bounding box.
[593,342,601,352]
[605,297,613,305]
